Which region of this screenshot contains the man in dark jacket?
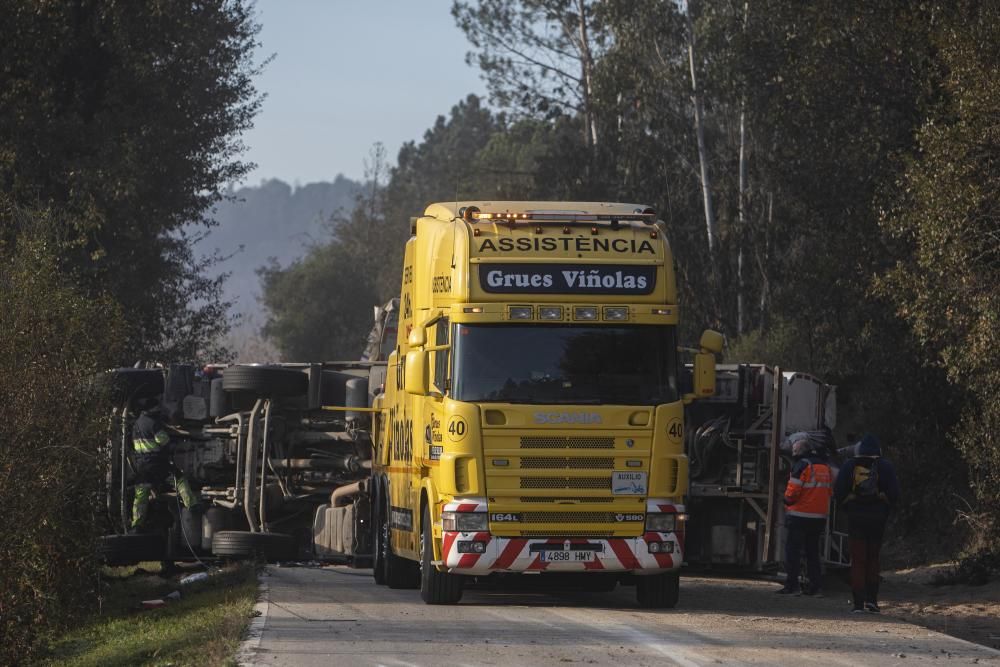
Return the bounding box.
[131,401,199,531]
[834,433,900,613]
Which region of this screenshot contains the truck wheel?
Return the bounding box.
[372,497,386,585]
[100,533,166,566]
[382,497,419,589]
[212,531,297,562]
[636,572,680,609]
[221,366,308,397]
[420,505,464,604]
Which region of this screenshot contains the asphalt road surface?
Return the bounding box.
[240,565,1000,667]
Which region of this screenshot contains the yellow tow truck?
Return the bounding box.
[370,201,722,606]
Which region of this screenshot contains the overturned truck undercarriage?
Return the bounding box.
[100,360,386,566]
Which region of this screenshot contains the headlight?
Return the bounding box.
[442,512,489,532]
[645,513,677,532]
[573,306,598,321]
[603,306,629,321]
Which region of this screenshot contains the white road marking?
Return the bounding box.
[237,577,269,667]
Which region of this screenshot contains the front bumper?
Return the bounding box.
[442,532,683,575]
[440,499,685,575]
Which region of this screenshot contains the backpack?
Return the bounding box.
[851,459,881,502]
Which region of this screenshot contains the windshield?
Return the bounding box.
[451,324,678,405]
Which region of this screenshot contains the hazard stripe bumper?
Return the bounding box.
[442,531,683,574]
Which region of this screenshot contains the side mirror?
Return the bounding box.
[408,326,426,348]
[692,352,716,397]
[404,351,428,395]
[699,329,724,354]
[683,329,721,403]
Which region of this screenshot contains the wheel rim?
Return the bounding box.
[380,503,390,565]
[418,514,426,578]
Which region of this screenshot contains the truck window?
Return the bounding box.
[433,317,450,393]
[380,310,399,361]
[451,323,678,405]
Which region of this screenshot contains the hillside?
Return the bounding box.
[196,176,361,335]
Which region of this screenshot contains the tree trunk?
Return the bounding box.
[686,3,718,256]
[577,0,598,148]
[737,2,749,335]
[759,190,772,331]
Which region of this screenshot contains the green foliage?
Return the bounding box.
[259,241,379,361]
[0,208,123,664]
[452,0,604,124]
[880,2,1000,540]
[0,0,263,360]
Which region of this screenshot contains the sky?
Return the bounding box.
[241,0,485,186]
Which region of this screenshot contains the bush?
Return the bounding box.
[0,215,123,663]
[931,551,1000,587]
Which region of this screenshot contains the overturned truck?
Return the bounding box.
[683,364,844,571]
[99,305,397,565]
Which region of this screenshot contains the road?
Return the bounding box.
[240,565,1000,667]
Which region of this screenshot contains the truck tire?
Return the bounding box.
[381,497,419,589]
[420,505,464,604]
[109,368,164,402]
[221,366,308,397]
[636,572,680,609]
[211,531,297,562]
[99,533,166,566]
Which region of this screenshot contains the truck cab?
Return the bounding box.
[371,201,720,606]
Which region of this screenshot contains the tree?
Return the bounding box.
[0,206,123,663]
[0,0,263,360]
[880,2,1000,542]
[453,0,605,148]
[259,241,380,361]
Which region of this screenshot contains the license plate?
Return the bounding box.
[539,550,596,563]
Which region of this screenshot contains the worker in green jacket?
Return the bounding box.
[130,401,200,531]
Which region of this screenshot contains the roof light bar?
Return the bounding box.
[459,205,657,225]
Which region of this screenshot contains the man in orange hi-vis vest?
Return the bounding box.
[775,435,833,596]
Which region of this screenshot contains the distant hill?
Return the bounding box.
[196,176,361,336]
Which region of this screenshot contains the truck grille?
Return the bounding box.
[519,456,614,470]
[520,476,610,490]
[484,431,652,539]
[520,436,615,449]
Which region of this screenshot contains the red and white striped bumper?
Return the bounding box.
[440,499,685,575]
